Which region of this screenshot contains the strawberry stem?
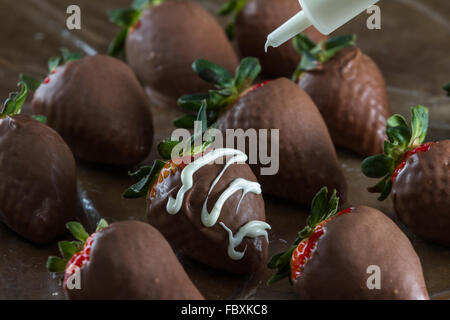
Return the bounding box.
[46,219,108,274]
[267,187,340,285]
[361,105,429,200]
[291,34,356,82]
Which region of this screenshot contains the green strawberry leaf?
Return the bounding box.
[158,139,182,160]
[48,56,61,73]
[66,222,89,242]
[19,73,41,92]
[173,114,196,129]
[60,48,82,63]
[1,81,28,119]
[192,59,234,88]
[217,0,248,40]
[176,58,262,129]
[234,57,261,90]
[46,256,67,273]
[292,33,356,82]
[58,241,83,260]
[177,93,209,111]
[32,115,47,124]
[95,218,109,232]
[362,105,430,200]
[268,187,341,284]
[132,0,151,10]
[410,105,428,147]
[123,159,166,198]
[319,34,356,62]
[108,8,141,28]
[108,27,129,58]
[361,154,392,178]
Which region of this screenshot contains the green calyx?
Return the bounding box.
[20,48,83,92]
[46,219,108,273]
[444,83,450,97]
[176,57,261,128]
[107,0,164,58]
[267,187,340,285]
[291,34,356,82]
[361,105,429,201]
[0,81,28,119]
[217,0,248,40]
[123,104,214,199]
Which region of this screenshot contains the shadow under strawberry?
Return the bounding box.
[0,82,77,244]
[108,0,238,100]
[218,0,327,77]
[23,50,153,167]
[294,34,391,156]
[47,219,203,299]
[176,57,347,206]
[268,187,429,300]
[124,108,271,274]
[362,105,450,247]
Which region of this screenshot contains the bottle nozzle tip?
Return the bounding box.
[264,39,270,53]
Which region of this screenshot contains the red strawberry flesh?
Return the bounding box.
[290,208,353,280]
[63,233,95,287]
[392,142,433,182]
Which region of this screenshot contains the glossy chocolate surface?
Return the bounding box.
[0,0,449,300]
[299,47,391,156]
[294,206,429,300]
[32,54,154,166]
[67,221,204,299]
[393,140,450,246]
[147,158,268,274]
[0,115,77,243]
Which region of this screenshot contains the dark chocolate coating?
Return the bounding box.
[217,78,347,205]
[299,47,391,156]
[235,0,327,77]
[294,206,429,300]
[146,158,268,274]
[0,115,77,243]
[126,0,239,99]
[32,54,153,166]
[66,221,203,300]
[393,140,450,246]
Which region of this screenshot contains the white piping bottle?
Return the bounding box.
[265,0,380,51]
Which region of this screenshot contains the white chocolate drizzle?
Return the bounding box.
[165,148,271,260]
[220,221,271,260]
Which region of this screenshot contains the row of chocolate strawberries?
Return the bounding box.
[1,72,448,300]
[0,0,446,298]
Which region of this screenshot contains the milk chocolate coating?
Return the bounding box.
[294,206,429,300]
[235,0,327,77]
[66,221,203,300]
[32,54,153,166]
[299,47,391,156]
[146,159,268,274]
[0,115,77,243]
[217,78,347,205]
[126,0,239,99]
[393,140,450,246]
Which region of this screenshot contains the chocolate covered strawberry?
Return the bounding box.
[176,58,347,205]
[47,219,203,300]
[362,105,450,246]
[26,50,153,166]
[218,0,327,77]
[268,187,429,300]
[124,109,270,274]
[294,34,391,156]
[108,0,238,99]
[0,82,77,243]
